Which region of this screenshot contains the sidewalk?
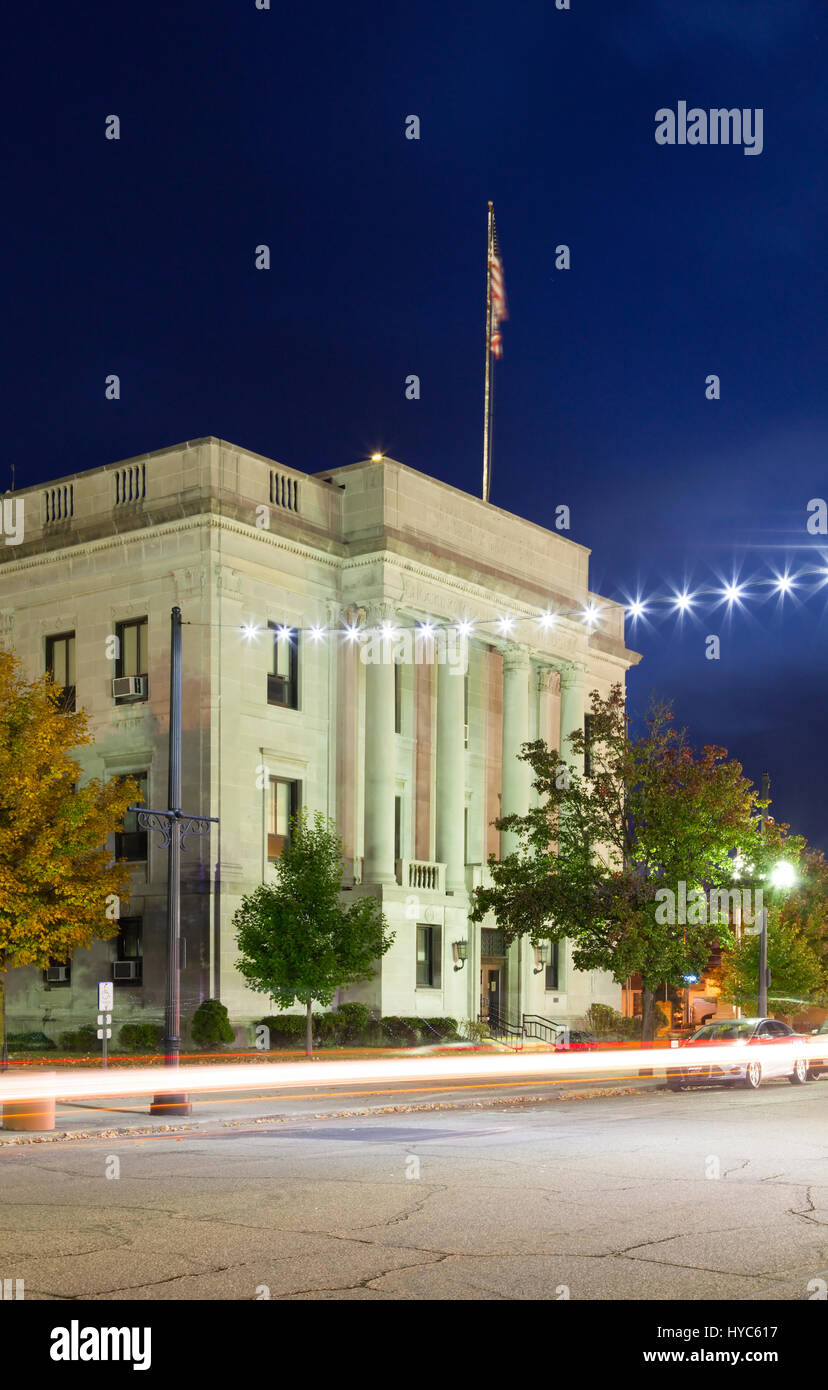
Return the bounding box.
[0,1069,667,1144]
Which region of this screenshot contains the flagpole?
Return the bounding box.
[482,201,494,502]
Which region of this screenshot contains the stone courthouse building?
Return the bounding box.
[1,438,640,1039]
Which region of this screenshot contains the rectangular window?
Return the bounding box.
[115,773,148,861]
[464,806,469,864]
[416,924,441,989]
[394,660,402,734]
[545,940,560,992]
[46,632,76,712]
[394,795,402,862]
[268,777,299,859]
[115,618,148,701]
[481,928,505,956]
[114,916,143,985]
[267,624,299,708]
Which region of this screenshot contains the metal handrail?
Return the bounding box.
[522,1013,567,1045]
[484,1010,524,1048]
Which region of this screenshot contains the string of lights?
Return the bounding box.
[179,559,828,642]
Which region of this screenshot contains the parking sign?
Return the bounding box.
[97,981,114,1012]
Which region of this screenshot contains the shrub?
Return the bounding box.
[427,1017,459,1039]
[332,1002,373,1041]
[119,1022,164,1052]
[581,1005,642,1041]
[257,1014,308,1046]
[257,1005,379,1047]
[461,1019,488,1044]
[312,1012,338,1041]
[583,1004,620,1036]
[6,1030,56,1051]
[380,1015,421,1043]
[190,999,235,1049]
[57,1023,98,1052]
[379,1016,458,1044]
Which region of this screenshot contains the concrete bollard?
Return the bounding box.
[2,1074,56,1131]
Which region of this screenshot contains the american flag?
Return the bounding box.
[489,215,508,358]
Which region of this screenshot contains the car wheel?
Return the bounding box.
[789,1058,809,1085]
[743,1060,762,1090]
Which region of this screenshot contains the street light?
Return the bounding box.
[770,861,796,891]
[757,858,796,1017]
[533,942,552,975]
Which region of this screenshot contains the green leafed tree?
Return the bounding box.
[0,650,139,1062]
[233,810,394,1054]
[774,845,828,984]
[471,683,784,1040]
[717,913,825,1015]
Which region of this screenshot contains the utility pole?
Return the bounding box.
[758,770,770,1017]
[129,607,217,1117]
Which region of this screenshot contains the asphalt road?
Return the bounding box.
[3,1077,828,1300]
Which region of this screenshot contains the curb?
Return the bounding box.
[0,1083,660,1145]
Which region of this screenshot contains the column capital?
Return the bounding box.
[501,642,531,674]
[327,599,356,627]
[363,599,396,629]
[536,666,559,694]
[559,660,587,691]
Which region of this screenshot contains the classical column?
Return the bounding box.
[500,644,531,859]
[362,608,397,885]
[536,666,557,744]
[436,657,466,892]
[559,662,586,777]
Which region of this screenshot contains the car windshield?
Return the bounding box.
[690,1020,756,1041]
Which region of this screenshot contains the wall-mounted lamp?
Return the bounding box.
[533,942,552,974]
[452,940,468,971]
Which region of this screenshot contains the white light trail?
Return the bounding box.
[0,1041,821,1107]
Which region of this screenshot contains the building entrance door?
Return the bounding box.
[481,962,503,1020]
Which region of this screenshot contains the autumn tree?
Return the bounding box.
[471,684,782,1040]
[234,810,394,1054]
[0,651,139,1062]
[775,845,828,984]
[717,914,825,1015]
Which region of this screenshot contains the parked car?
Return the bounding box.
[807,1017,828,1079]
[666,1017,810,1092]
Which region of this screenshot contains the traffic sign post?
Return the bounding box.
[97,982,114,1068]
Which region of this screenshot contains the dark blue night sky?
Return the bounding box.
[4,0,827,846]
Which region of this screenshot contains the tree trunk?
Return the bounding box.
[306,1000,313,1057]
[0,973,7,1072]
[641,987,656,1042]
[638,987,656,1075]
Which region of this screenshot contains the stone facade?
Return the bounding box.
[1,438,640,1039]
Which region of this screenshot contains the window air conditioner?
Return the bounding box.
[46,965,70,983]
[113,961,141,981]
[112,676,146,699]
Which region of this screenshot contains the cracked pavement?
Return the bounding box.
[2,1080,828,1300]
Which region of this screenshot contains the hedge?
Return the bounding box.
[118,1022,164,1052]
[380,1016,459,1042]
[255,1007,458,1047]
[57,1024,99,1052]
[191,999,235,1048]
[7,1030,56,1051]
